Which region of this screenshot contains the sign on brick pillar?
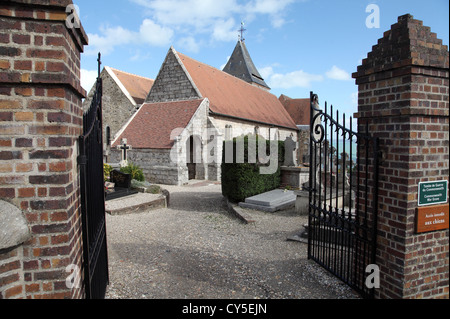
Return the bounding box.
[353,14,449,299]
[0,0,88,299]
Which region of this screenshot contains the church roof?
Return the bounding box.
[177,51,297,130]
[108,67,154,105]
[112,99,204,149]
[222,40,270,90]
[278,94,310,126]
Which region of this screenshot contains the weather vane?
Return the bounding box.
[238,21,246,42]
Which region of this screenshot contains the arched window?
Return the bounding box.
[225,125,233,140]
[106,126,111,146]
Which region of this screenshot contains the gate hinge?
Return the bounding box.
[77,155,87,165]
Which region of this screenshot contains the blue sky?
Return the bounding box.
[76,0,449,120]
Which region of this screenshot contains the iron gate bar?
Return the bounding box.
[307,91,379,299]
[78,53,109,299]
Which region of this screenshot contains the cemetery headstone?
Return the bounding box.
[117,138,132,167]
[105,169,138,200]
[284,136,297,167]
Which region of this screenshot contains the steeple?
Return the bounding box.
[222,39,271,91]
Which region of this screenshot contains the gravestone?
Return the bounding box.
[283,136,297,167]
[105,169,138,201]
[117,138,132,167]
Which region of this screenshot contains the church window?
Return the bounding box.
[225,125,233,140]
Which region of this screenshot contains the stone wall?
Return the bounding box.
[83,67,137,147]
[109,148,184,185]
[146,47,200,103]
[0,0,87,299]
[353,14,449,299]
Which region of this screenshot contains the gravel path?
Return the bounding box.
[104,182,360,299]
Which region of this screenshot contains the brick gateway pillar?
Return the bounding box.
[353,15,449,299]
[0,0,88,298]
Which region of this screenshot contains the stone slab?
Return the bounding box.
[238,189,296,212]
[226,200,256,224]
[105,193,166,215]
[245,189,296,207]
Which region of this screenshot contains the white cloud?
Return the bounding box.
[178,36,200,53]
[326,65,352,81]
[139,19,174,46]
[81,69,99,92]
[133,0,239,30]
[245,0,295,28]
[268,69,324,89]
[258,66,274,80]
[85,19,173,56]
[213,18,238,42]
[246,0,295,14]
[86,26,135,56]
[87,0,298,56]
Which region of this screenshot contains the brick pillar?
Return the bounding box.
[353,14,449,299]
[0,0,88,298]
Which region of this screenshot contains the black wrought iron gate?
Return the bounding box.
[78,54,109,299]
[307,92,379,298]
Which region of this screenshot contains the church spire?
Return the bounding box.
[222,31,271,90]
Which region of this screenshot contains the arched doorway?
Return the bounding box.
[186,135,202,180]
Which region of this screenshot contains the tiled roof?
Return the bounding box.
[177,52,298,130]
[278,94,310,126]
[112,99,204,149]
[110,68,154,105]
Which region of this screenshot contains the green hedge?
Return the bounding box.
[221,134,285,203]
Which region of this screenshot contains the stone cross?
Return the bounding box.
[117,138,132,167]
[283,136,297,167]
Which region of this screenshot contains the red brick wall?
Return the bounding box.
[354,14,449,299]
[0,0,88,299]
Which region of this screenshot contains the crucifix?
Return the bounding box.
[117,138,132,167]
[238,21,246,42]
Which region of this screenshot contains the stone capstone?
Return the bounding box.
[0,200,31,250]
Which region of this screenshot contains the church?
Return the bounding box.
[105,41,303,185]
[82,66,154,159]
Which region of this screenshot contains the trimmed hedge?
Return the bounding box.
[221,134,285,203]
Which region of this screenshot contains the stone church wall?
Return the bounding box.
[109,149,184,185]
[146,48,200,103]
[83,68,137,147]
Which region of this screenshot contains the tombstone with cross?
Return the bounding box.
[117,138,132,167]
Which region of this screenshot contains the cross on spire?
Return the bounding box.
[238,22,246,42]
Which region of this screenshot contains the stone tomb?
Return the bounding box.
[105,169,138,201]
[239,189,296,212]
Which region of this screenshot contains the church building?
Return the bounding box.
[82,66,154,158]
[109,41,299,185]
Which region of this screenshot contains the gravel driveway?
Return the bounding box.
[104,182,359,299]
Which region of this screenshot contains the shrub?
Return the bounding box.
[221,134,285,203]
[120,162,145,182]
[103,163,113,182]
